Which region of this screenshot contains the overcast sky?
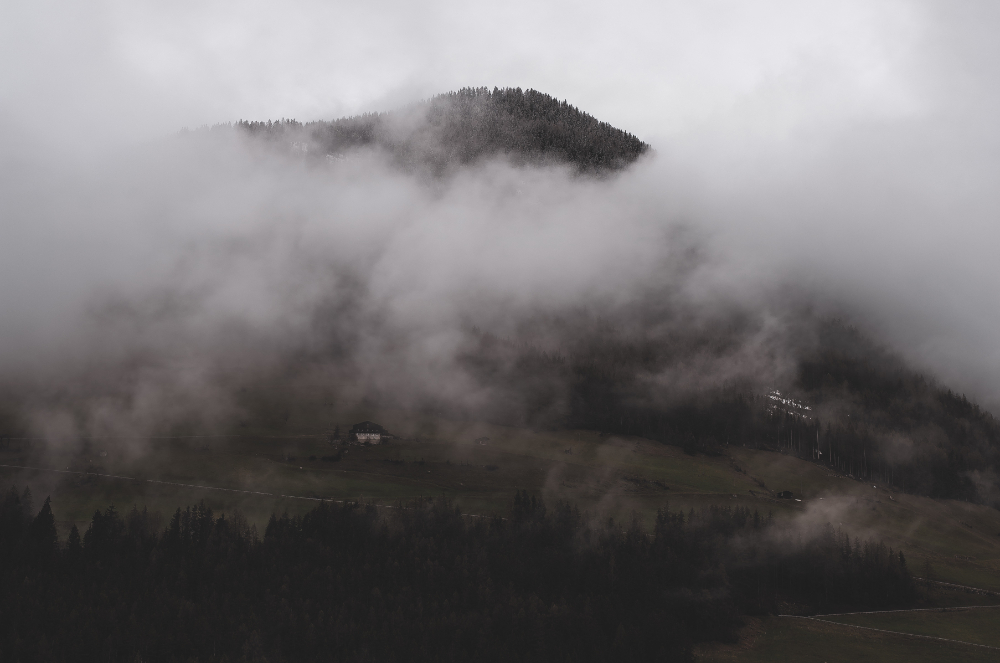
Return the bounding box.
[2,0,1000,410]
[1,0,939,145]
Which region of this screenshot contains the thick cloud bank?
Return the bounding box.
[0,130,747,441]
[3,1,1000,447]
[0,105,997,448]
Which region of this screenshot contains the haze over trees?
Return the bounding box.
[459,317,1000,506]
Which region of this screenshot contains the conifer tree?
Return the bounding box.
[27,496,58,564]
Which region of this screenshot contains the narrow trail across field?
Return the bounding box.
[779,614,1000,651]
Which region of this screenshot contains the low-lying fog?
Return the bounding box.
[2,0,1000,446]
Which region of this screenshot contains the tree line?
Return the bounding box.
[1,486,913,662]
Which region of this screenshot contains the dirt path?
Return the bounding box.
[779,614,1000,651]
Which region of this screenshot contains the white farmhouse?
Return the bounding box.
[349,421,388,444]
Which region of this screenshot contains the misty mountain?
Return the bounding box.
[4,87,999,513]
[229,87,650,173]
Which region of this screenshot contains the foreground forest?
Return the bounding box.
[1,487,914,662]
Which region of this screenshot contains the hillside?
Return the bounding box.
[232,87,651,173]
[456,317,1000,506]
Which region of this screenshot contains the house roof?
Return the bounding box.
[350,421,385,433]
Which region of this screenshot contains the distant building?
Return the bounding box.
[350,421,388,444]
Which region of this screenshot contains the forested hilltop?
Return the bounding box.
[228,87,650,173]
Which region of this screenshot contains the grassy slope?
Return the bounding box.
[729,447,1000,592]
[0,411,776,532]
[696,615,999,663]
[2,409,1000,583]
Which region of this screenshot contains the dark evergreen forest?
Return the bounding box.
[229,87,650,173]
[1,487,912,662]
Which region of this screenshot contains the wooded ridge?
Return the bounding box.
[223,87,650,173]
